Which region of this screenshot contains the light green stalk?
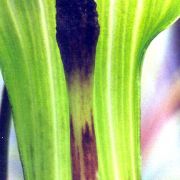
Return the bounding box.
[0,1,71,179]
[94,0,180,179]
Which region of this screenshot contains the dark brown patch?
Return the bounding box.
[70,115,98,180]
[82,117,98,180]
[56,1,99,176]
[56,0,99,79]
[70,118,81,180]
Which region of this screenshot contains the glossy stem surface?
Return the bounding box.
[94,0,180,179]
[0,1,71,179]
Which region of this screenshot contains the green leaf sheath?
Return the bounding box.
[0,1,71,180]
[94,0,180,179]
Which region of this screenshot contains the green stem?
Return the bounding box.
[94,44,141,180]
[0,1,71,179]
[94,0,180,179]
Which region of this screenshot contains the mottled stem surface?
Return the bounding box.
[56,0,99,179]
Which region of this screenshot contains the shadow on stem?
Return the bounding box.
[0,87,11,180]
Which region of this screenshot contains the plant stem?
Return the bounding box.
[0,1,71,179]
[94,0,180,179]
[56,0,99,179]
[69,74,97,180]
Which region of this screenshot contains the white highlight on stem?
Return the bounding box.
[38,0,59,178]
[106,0,120,179]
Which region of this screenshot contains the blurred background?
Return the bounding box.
[0,19,179,180]
[141,19,180,179]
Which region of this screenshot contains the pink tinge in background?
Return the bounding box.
[141,19,180,179]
